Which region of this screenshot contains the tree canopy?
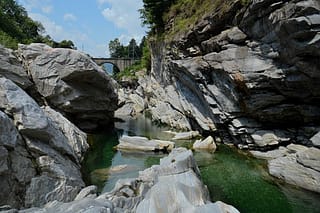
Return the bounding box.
[139,0,174,33]
[0,0,75,49]
[108,37,144,59]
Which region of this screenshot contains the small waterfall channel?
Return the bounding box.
[82,115,320,213]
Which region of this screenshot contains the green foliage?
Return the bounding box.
[109,38,124,58]
[0,31,18,49]
[113,37,151,80]
[108,38,131,58]
[114,62,143,80]
[0,0,42,48]
[0,0,76,49]
[139,0,175,33]
[141,38,151,71]
[108,37,145,59]
[163,0,238,39]
[52,40,76,49]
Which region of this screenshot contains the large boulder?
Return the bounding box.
[0,77,86,208]
[310,131,320,148]
[17,43,118,131]
[0,77,77,160]
[268,146,320,193]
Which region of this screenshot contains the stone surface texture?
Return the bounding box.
[0,43,117,209]
[18,43,118,131]
[7,148,239,213]
[114,0,320,192]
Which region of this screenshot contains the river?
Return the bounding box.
[82,115,320,213]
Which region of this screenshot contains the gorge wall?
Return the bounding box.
[116,0,320,194]
[131,0,320,149]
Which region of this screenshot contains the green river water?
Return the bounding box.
[82,116,320,213]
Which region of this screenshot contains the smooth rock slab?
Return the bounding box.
[250,146,289,160]
[117,135,175,152]
[74,186,97,201]
[296,147,320,172]
[136,170,238,213]
[172,131,201,140]
[193,136,217,151]
[268,152,320,193]
[22,198,113,213]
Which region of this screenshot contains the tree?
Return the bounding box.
[0,0,76,49]
[109,38,125,58]
[138,36,147,57]
[109,38,142,59]
[139,0,174,33]
[53,40,76,49]
[128,38,140,59]
[0,0,44,44]
[140,38,151,71]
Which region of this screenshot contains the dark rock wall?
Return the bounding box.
[148,0,320,147]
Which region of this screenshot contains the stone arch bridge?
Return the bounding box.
[92,58,138,72]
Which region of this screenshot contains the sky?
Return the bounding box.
[17,0,147,57]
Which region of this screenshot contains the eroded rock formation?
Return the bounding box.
[18,43,118,131]
[118,0,320,193]
[0,43,118,208]
[15,148,239,213]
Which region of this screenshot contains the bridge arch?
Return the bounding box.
[92,58,138,73]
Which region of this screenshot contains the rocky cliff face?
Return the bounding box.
[0,43,118,208]
[116,0,320,193]
[137,0,320,148]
